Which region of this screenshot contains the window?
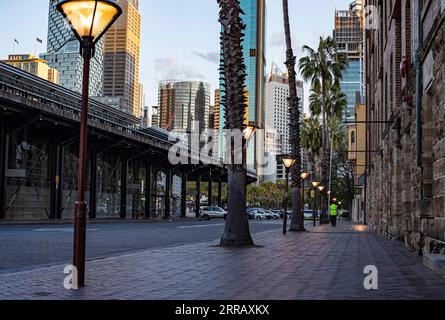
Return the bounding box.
[351,131,356,144]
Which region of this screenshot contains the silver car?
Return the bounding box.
[200,207,227,220]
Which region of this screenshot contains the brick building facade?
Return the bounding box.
[365,0,445,254]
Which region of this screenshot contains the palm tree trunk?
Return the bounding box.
[221,165,253,246]
[219,0,254,247]
[321,82,328,222]
[282,0,304,232]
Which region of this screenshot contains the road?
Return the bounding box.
[0,219,295,274]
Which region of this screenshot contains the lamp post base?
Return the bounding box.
[73,201,87,288]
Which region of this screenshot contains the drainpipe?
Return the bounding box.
[415,0,424,256]
[415,0,423,171]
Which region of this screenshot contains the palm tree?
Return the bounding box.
[219,0,254,247]
[282,0,304,231]
[301,116,322,180]
[299,37,348,215]
[309,84,347,120]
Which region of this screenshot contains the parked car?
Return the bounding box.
[303,210,316,220]
[263,210,280,220]
[247,208,269,220]
[200,207,227,220]
[272,210,285,218]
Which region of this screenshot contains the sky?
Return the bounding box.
[0,0,351,112]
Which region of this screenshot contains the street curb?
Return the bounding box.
[423,254,445,280]
[0,217,202,226]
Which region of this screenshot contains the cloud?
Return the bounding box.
[269,31,285,48]
[153,57,205,80]
[269,31,302,53]
[193,51,219,64]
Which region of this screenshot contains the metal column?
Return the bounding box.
[89,149,98,219]
[165,168,172,218]
[120,157,128,219]
[144,161,152,219]
[208,178,213,207]
[217,179,222,208]
[195,175,201,218]
[0,123,6,219]
[181,170,187,218]
[50,143,64,219]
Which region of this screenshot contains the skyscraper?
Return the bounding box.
[334,0,365,121]
[158,81,211,132]
[218,0,266,177]
[264,68,304,182]
[213,89,220,130]
[41,0,104,96]
[103,0,141,117]
[265,70,304,156]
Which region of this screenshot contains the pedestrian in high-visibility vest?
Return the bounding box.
[330,203,338,227]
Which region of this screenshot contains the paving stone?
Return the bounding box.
[0,222,445,300]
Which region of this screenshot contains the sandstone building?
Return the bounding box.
[365,0,445,254]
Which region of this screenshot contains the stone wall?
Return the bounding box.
[365,0,445,254]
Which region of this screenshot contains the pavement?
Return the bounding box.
[1,221,445,300]
[0,219,281,274]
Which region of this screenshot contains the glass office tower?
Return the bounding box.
[219,0,266,178]
[41,0,104,96]
[334,0,365,121]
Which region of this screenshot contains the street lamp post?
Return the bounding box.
[312,181,320,227]
[282,156,297,235]
[300,172,310,227]
[57,0,122,288]
[243,122,256,206]
[318,185,325,225]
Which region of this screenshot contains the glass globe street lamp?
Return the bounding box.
[282,156,297,235]
[312,181,320,227]
[57,0,122,288]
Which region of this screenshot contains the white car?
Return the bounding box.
[200,207,227,220]
[247,208,270,220]
[264,210,280,220]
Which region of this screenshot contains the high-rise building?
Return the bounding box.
[103,0,141,117]
[151,106,159,128]
[2,54,59,84]
[213,89,220,130]
[218,0,266,178]
[263,68,304,182]
[265,71,304,155]
[138,83,145,120]
[334,0,365,121]
[41,0,104,96]
[158,81,211,132]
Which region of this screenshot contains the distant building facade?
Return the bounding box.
[103,0,141,117]
[158,81,211,132]
[263,70,304,182]
[2,54,59,84]
[334,0,365,121]
[41,0,104,96]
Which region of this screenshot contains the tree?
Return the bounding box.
[219,0,253,247]
[282,0,304,232]
[299,37,348,215]
[301,116,322,178]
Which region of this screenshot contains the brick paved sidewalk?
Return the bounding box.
[1,222,445,300]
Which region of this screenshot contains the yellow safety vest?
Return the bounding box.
[330,204,338,216]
